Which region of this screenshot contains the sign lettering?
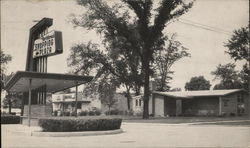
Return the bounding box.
[33,30,63,58]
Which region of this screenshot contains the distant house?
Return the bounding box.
[101,93,143,115]
[151,89,249,117]
[52,92,101,114]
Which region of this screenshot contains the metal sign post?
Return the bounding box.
[75,81,78,117]
[25,18,63,126]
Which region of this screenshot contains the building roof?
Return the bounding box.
[153,89,245,99]
[4,71,93,93]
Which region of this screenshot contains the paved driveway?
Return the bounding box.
[2,123,250,148]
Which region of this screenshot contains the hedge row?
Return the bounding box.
[38,118,122,132]
[1,115,20,124]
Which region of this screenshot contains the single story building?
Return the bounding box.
[52,92,101,114]
[152,89,249,117]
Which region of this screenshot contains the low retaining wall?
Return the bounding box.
[23,105,52,117]
[31,129,123,137]
[21,117,39,126]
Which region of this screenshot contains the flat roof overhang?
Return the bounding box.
[4,71,93,93]
[53,100,91,103]
[153,92,193,99]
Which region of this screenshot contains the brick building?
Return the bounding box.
[151,89,249,117]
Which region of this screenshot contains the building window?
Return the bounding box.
[136,100,138,106]
[139,99,142,106]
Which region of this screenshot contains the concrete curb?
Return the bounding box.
[31,129,123,137]
[123,120,250,126]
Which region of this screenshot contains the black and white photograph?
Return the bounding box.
[1,0,249,147]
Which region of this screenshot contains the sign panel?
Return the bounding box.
[33,30,63,58]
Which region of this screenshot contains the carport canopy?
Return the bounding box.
[4,71,93,93]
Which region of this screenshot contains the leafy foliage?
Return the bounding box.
[239,63,249,90]
[1,115,20,124]
[153,34,190,91]
[224,24,249,90]
[98,77,118,111]
[225,24,249,62]
[2,73,22,113]
[2,92,22,108]
[70,0,194,118]
[185,76,211,91]
[38,117,122,132]
[0,50,12,72]
[1,50,12,90]
[211,63,243,90]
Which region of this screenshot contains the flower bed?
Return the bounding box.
[1,115,20,124]
[38,117,122,132]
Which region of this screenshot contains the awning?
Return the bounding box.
[4,71,93,93]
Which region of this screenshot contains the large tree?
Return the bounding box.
[71,0,194,118]
[185,76,211,91]
[153,34,190,91]
[98,76,118,113]
[2,92,22,114]
[1,49,12,90]
[211,63,243,90]
[225,24,249,62]
[1,72,23,114]
[224,24,249,90]
[1,50,13,113]
[67,41,141,110]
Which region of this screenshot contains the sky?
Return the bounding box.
[1,0,249,90]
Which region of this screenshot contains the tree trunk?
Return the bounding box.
[135,85,141,96]
[21,94,24,116]
[125,89,131,110]
[108,106,111,115]
[8,99,11,114]
[142,51,150,119]
[127,96,130,110]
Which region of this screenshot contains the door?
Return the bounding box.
[164,97,176,116]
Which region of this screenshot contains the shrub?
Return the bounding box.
[70,112,76,116]
[1,115,20,124]
[88,111,95,116]
[118,110,124,115]
[218,112,227,117]
[230,112,235,117]
[64,111,70,116]
[135,112,143,116]
[110,109,119,115]
[94,110,101,116]
[38,117,122,132]
[104,110,110,115]
[127,110,134,116]
[79,111,88,116]
[53,111,58,116]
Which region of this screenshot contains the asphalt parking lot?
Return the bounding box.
[2,122,250,148]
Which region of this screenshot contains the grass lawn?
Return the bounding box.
[120,116,250,124]
[196,120,250,126]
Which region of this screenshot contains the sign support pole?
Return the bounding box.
[75,81,78,117]
[28,79,32,127]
